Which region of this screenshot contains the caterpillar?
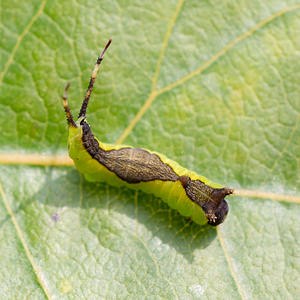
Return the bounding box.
[62,39,233,226]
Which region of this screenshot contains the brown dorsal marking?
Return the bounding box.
[81,121,179,183]
[178,176,190,188]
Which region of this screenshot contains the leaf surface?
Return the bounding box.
[1,0,300,299]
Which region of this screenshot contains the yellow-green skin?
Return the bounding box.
[68,126,224,225]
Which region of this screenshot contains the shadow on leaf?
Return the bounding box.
[32,168,217,263]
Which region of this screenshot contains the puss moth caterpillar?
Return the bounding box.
[62,40,233,226]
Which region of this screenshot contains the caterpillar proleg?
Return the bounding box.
[62,40,233,226]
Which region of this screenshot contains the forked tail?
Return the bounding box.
[78,39,112,119]
[62,39,112,127]
[62,83,77,127]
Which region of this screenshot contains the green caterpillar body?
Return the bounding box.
[63,40,233,226]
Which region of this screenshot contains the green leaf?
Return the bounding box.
[1,0,300,298]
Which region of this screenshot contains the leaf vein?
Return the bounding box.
[217,227,247,300]
[0,183,53,300]
[0,0,48,85]
[0,154,299,203]
[116,0,184,144]
[116,4,300,143]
